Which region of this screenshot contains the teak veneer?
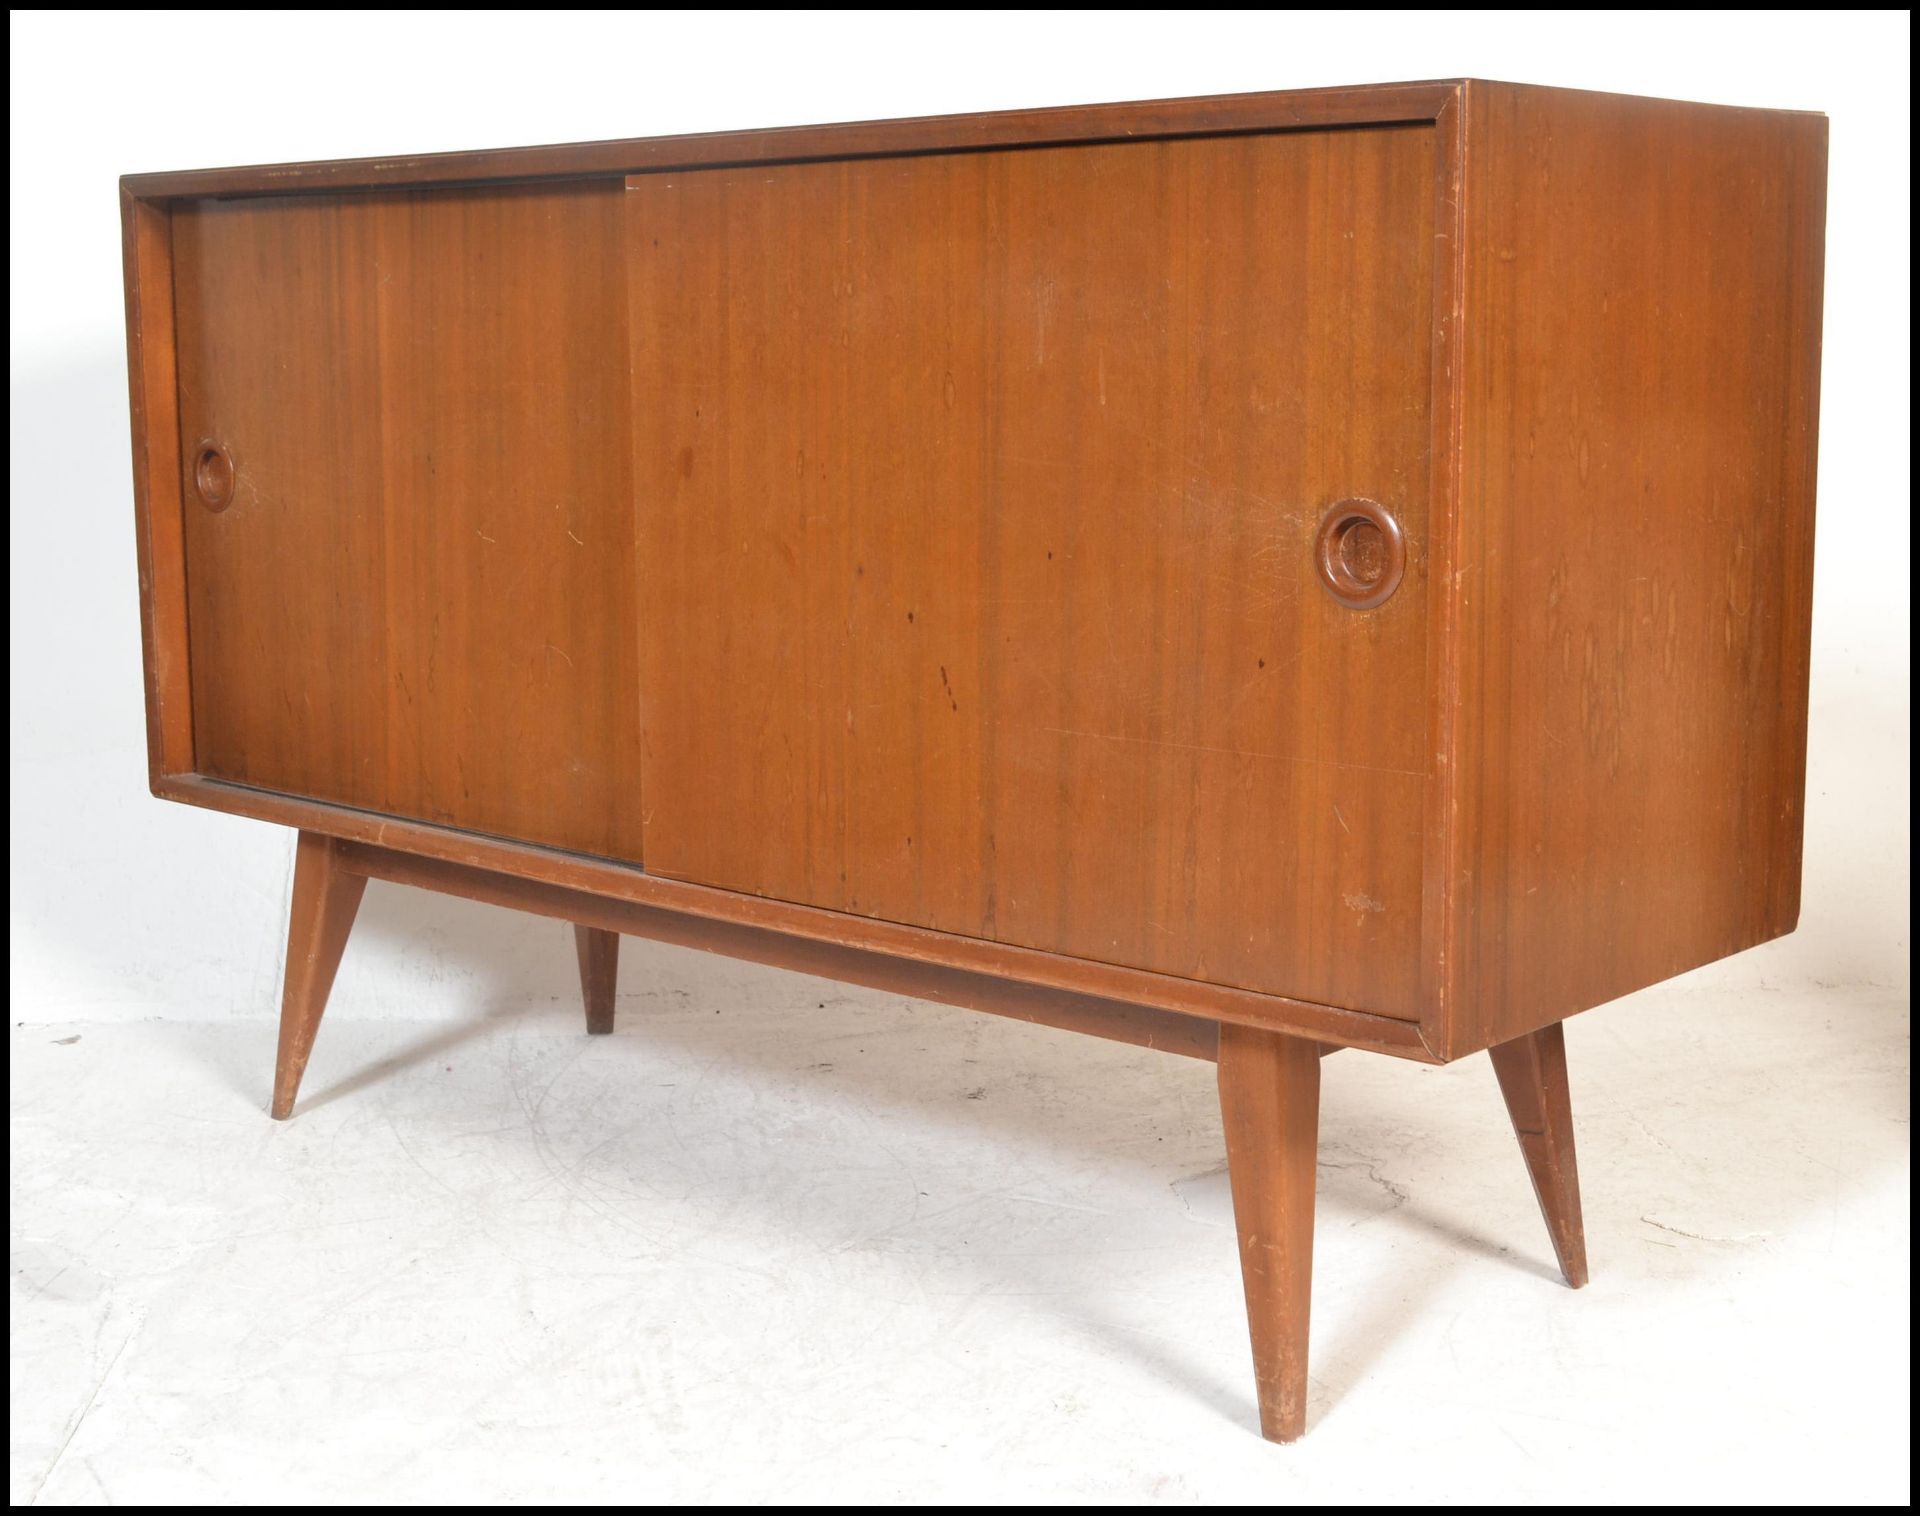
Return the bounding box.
[121,80,1826,1440]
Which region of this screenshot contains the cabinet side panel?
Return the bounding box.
[121,191,193,780]
[171,181,643,862]
[1449,85,1827,1055]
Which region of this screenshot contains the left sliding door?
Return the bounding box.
[170,182,643,861]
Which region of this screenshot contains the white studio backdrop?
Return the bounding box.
[8,10,1910,1029]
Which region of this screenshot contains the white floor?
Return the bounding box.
[9,956,1910,1504]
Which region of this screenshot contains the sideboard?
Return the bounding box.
[120,79,1827,1441]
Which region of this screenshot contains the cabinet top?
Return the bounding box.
[119,79,1822,201]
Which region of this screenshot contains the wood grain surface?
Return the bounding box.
[157,772,1430,1059]
[271,831,366,1119]
[1440,83,1828,1055]
[171,181,643,861]
[332,835,1226,1062]
[1489,1021,1588,1288]
[120,189,193,781]
[128,83,1828,1064]
[1218,1023,1322,1441]
[574,924,620,1035]
[630,125,1437,1017]
[121,81,1461,199]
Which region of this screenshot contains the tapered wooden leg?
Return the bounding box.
[1489,1022,1589,1288]
[271,832,367,1120]
[1217,1023,1322,1443]
[574,925,619,1035]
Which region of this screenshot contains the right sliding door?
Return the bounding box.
[628,123,1436,1017]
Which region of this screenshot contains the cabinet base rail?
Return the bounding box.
[273,828,1587,1442]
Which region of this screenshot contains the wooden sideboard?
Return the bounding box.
[121,80,1827,1442]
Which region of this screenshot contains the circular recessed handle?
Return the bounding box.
[192,441,236,512]
[1314,498,1405,610]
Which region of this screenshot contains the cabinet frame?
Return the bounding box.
[122,79,1825,1066]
